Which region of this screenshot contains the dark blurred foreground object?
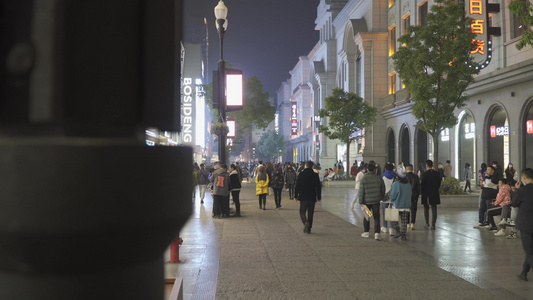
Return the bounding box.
[0,1,191,299]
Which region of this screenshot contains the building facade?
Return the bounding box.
[383,0,533,178]
[280,0,533,176]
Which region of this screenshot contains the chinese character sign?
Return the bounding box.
[466,0,491,68]
[490,125,508,138]
[291,100,298,136]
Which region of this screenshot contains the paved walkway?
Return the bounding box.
[166,180,532,299]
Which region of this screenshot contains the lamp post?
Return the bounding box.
[215,0,228,165]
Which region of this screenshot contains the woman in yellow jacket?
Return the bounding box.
[256,165,269,210]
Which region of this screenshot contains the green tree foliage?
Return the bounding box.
[509,0,533,50]
[205,75,275,144]
[391,0,480,161]
[257,130,287,162]
[318,88,377,171]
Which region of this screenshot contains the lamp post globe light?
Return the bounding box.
[215,0,228,165]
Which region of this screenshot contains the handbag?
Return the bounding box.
[361,204,373,221]
[385,207,400,222]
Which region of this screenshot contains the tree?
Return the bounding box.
[391,0,480,162]
[205,75,275,143]
[203,75,275,160]
[318,88,377,173]
[509,0,533,50]
[257,130,287,162]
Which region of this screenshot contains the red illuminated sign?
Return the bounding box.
[490,125,508,138]
[527,120,533,134]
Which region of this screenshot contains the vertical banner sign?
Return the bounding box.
[182,78,195,145]
[195,79,205,148]
[466,0,500,69]
[291,100,298,135]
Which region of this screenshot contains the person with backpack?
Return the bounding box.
[210,164,230,218]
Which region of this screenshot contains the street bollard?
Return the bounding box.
[170,236,184,263]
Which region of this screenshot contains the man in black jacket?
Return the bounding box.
[405,164,420,229]
[421,160,441,230]
[294,161,322,234]
[512,168,533,281]
[476,166,499,228]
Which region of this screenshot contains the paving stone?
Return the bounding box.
[169,181,530,300]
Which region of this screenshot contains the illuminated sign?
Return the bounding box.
[441,128,450,142]
[195,79,205,148]
[465,0,500,70]
[275,114,279,134]
[226,69,243,108]
[490,125,508,138]
[227,119,236,137]
[291,100,298,135]
[465,122,475,139]
[182,78,194,144]
[527,120,533,135]
[314,116,321,122]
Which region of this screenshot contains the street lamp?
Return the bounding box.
[215,1,228,165]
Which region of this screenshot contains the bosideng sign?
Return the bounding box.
[182,78,195,144]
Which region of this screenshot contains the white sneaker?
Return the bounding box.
[381,227,387,233]
[509,220,516,226]
[361,232,370,238]
[473,223,483,228]
[375,233,382,241]
[497,219,507,226]
[494,229,506,236]
[389,228,395,235]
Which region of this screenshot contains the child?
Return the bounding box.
[488,179,511,235]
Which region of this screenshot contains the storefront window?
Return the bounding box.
[387,129,396,164]
[438,128,450,164]
[487,107,509,168]
[400,126,410,165]
[524,104,533,168]
[416,126,428,166]
[459,114,475,175]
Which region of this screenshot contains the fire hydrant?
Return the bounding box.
[169,236,183,263]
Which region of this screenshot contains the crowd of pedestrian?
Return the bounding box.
[192,157,533,283]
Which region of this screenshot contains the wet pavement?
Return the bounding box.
[165,180,533,299]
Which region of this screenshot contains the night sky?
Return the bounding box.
[184,0,320,99]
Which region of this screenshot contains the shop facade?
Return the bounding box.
[381,0,533,178]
